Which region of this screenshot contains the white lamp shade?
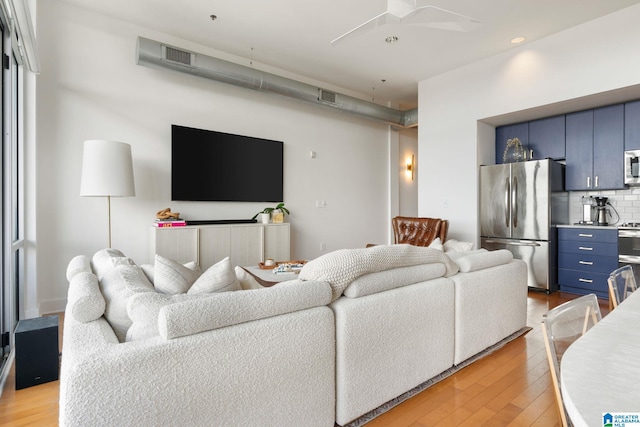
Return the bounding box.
[80,140,135,197]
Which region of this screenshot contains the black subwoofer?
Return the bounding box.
[15,315,59,390]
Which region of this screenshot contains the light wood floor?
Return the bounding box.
[0,292,609,426]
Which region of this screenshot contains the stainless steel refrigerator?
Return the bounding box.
[480,159,568,292]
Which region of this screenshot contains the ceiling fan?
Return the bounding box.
[330,0,482,46]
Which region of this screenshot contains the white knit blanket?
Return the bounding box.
[299,244,459,302]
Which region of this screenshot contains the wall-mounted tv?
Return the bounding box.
[171,125,284,202]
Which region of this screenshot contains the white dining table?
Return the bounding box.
[561,291,640,427]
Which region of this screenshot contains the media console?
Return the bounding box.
[150,222,290,269]
[187,219,257,225]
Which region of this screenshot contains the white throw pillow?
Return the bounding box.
[99,264,155,341]
[159,280,332,340]
[141,261,198,285]
[429,237,444,251]
[188,257,241,294]
[140,264,154,283]
[444,239,474,253]
[91,248,128,279]
[234,266,264,290]
[455,249,513,272]
[299,244,459,302]
[343,263,446,298]
[126,292,213,341]
[153,255,201,294]
[67,272,105,323]
[66,255,92,282]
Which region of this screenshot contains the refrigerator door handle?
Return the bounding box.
[504,177,510,228]
[483,238,541,247]
[512,176,518,229]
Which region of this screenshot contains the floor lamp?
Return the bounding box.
[80,140,135,248]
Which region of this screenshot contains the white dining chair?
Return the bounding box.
[541,293,602,427]
[608,265,638,309]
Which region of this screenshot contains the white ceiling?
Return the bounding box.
[57,0,640,107]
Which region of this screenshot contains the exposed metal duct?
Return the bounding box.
[136,36,418,128]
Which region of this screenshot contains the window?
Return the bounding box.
[0,1,26,385]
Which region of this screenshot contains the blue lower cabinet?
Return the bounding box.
[557,227,618,299]
[558,227,617,244]
[557,241,618,257]
[557,252,618,274]
[557,269,610,299]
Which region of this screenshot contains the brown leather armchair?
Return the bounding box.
[391,216,448,247]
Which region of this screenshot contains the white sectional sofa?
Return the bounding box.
[297,245,526,425]
[59,244,527,427]
[60,249,336,427]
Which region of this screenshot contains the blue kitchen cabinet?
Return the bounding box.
[528,115,565,160]
[565,105,624,191]
[495,122,528,164]
[625,100,640,150]
[557,227,617,299]
[593,104,624,189]
[565,110,594,190]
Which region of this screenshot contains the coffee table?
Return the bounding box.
[241,266,299,287]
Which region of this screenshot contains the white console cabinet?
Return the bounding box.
[150,223,290,269]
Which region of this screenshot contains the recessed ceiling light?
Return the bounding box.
[510,36,526,44]
[385,36,399,44]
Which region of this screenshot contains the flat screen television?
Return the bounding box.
[171,125,284,202]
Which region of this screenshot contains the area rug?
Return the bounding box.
[337,326,532,427]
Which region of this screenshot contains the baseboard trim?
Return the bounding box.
[38,298,66,316]
[24,308,40,319]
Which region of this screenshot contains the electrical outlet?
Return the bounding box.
[320,242,326,251]
[316,200,327,208]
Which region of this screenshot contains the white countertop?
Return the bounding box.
[560,291,640,426]
[556,224,618,229]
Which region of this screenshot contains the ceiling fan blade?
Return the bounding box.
[402,5,482,32]
[331,12,400,46]
[330,2,481,46]
[386,0,417,18]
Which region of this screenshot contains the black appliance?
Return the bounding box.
[171,125,284,202]
[15,316,59,390]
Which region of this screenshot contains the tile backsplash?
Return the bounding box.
[569,188,640,225]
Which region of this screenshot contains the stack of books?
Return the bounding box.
[153,218,187,228]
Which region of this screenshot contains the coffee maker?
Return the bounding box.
[594,197,609,226]
[581,196,594,224]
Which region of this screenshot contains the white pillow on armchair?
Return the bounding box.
[443,239,474,252]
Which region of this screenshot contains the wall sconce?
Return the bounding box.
[406,154,414,181]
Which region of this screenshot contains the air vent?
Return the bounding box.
[319,89,336,104]
[162,45,194,67]
[137,37,416,127]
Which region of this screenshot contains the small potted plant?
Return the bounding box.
[252,203,290,224]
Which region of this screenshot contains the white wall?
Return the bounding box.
[34,1,395,313]
[419,4,640,246]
